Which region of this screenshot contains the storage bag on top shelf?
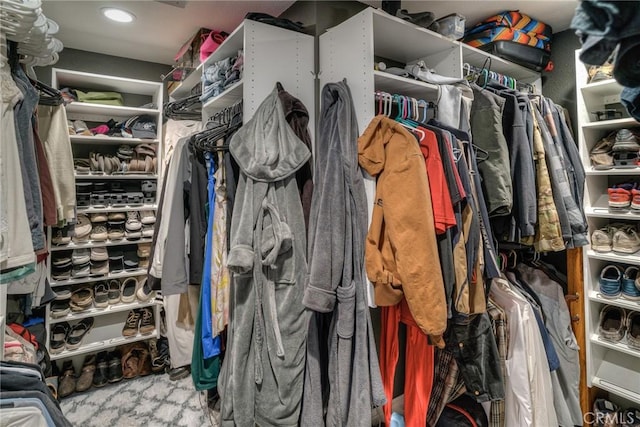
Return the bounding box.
[463,10,553,71]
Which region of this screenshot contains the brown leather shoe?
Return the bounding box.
[121,343,142,379]
[58,361,76,398]
[75,354,96,392]
[138,348,152,376]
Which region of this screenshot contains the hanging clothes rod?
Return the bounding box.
[374,91,437,120]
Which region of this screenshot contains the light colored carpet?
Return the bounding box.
[60,373,220,427]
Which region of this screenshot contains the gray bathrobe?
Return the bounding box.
[301,81,386,426]
[218,86,311,427]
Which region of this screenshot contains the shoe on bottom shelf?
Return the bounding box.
[593,398,620,427]
[75,354,96,392]
[621,408,640,426]
[107,350,124,383]
[93,351,109,388]
[598,305,626,342]
[58,361,76,398]
[168,365,190,381]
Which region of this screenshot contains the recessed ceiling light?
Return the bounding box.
[101,7,135,23]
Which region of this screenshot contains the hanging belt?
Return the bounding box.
[253,192,291,384]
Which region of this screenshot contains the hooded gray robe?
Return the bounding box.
[218,86,311,427]
[301,81,386,426]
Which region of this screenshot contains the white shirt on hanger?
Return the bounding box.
[490,276,559,427]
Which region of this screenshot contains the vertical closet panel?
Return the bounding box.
[243,19,315,140]
[414,46,461,80]
[318,10,374,134]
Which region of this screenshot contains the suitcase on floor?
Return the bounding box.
[463,11,553,71]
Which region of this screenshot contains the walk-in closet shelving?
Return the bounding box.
[577,50,640,406]
[45,69,164,367]
[49,238,154,252]
[319,4,591,415]
[171,18,314,130]
[319,7,542,133]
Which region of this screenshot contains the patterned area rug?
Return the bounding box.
[60,373,220,427]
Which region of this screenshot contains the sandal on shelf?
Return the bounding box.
[109,250,125,272]
[70,287,93,312]
[66,317,94,350]
[121,277,138,303]
[74,159,91,174]
[50,322,70,354]
[135,143,156,157]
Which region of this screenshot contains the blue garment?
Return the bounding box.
[571,0,640,66]
[621,86,640,121]
[200,153,221,359]
[12,67,45,251]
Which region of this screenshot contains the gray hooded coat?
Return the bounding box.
[301,81,386,426]
[219,86,311,427]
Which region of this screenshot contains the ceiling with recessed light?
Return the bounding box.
[41,1,579,66]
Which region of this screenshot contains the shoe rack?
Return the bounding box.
[576,50,640,407]
[45,69,163,364]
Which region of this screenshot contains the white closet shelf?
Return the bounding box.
[51,269,147,287]
[70,135,159,145]
[590,334,640,359]
[50,332,156,361]
[65,102,159,119]
[588,290,640,312]
[170,63,204,100]
[586,168,640,176]
[201,21,245,69]
[371,8,457,63]
[77,204,157,214]
[74,174,158,180]
[580,78,623,97]
[50,237,153,252]
[373,71,438,99]
[50,300,159,324]
[582,117,639,131]
[593,377,640,405]
[54,69,161,96]
[202,80,243,114]
[586,249,640,264]
[585,194,640,220]
[175,21,246,100]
